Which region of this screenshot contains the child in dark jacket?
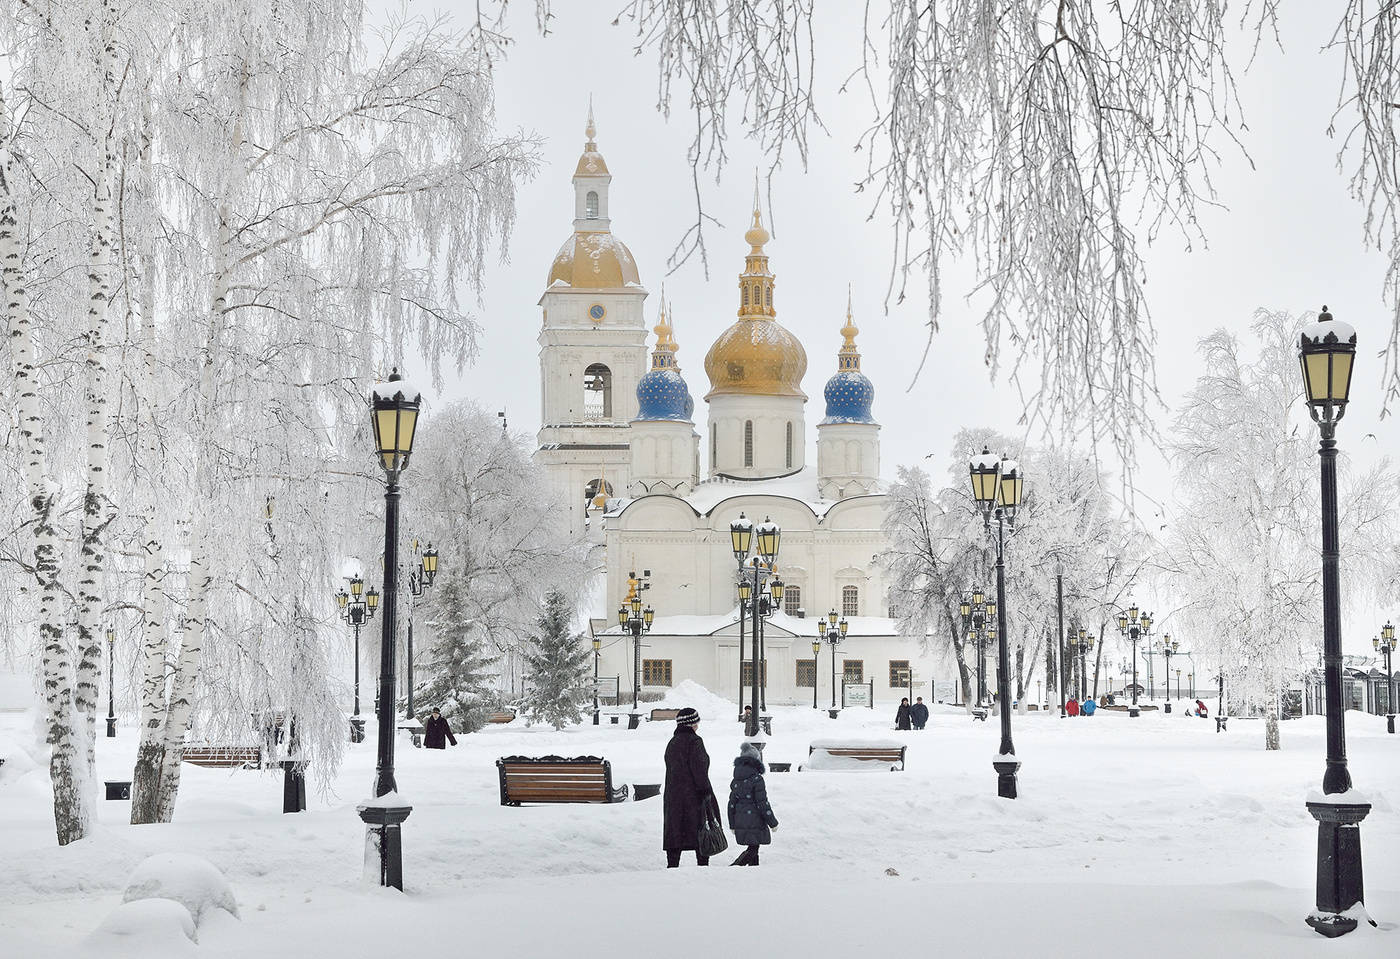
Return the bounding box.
[727,742,778,866]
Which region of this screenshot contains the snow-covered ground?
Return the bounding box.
[2,690,1397,957]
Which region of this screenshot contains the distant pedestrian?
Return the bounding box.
[910,696,929,730]
[1195,699,1209,718]
[663,707,716,868]
[895,697,912,730]
[727,742,778,866]
[423,708,457,748]
[1081,698,1096,717]
[1066,697,1080,717]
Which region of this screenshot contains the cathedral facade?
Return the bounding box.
[535,113,944,709]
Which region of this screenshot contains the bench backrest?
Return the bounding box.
[182,746,262,768]
[649,708,681,721]
[497,755,617,805]
[809,744,907,763]
[487,712,516,724]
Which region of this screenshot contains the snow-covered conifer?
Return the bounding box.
[518,590,592,731]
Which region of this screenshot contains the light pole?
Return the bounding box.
[104,627,118,737]
[1117,605,1150,718]
[618,571,655,730]
[1076,627,1095,701]
[969,447,1024,800]
[731,514,751,718]
[1297,307,1371,937]
[811,639,821,710]
[959,589,996,707]
[1157,634,1180,713]
[358,368,423,891]
[824,611,847,716]
[336,577,377,743]
[1383,621,1394,733]
[402,543,438,721]
[592,635,602,725]
[731,516,782,737]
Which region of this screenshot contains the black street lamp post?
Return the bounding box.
[1157,634,1180,713]
[811,639,821,710]
[403,544,438,721]
[592,635,602,725]
[357,368,423,891]
[823,611,848,717]
[960,590,996,707]
[618,572,655,730]
[969,447,1025,800]
[1117,606,1151,718]
[105,627,117,738]
[336,578,377,743]
[1377,621,1400,733]
[1297,308,1372,937]
[730,515,782,737]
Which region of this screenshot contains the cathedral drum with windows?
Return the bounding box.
[537,112,942,708]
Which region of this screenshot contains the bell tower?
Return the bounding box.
[536,107,649,533]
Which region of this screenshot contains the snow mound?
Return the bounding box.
[651,679,735,719]
[0,728,40,782]
[122,853,239,926]
[88,898,198,956]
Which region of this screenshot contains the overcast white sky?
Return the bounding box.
[412,2,1396,651]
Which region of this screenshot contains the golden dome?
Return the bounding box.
[704,190,807,399]
[547,232,640,289]
[703,317,807,399]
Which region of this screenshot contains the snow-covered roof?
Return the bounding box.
[601,607,904,638]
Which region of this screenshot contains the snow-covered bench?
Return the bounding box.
[487,711,516,724]
[496,755,629,806]
[648,707,681,722]
[181,746,262,769]
[801,740,906,771]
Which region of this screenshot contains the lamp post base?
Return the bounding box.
[993,758,1020,799]
[281,760,307,813]
[349,717,366,743]
[1387,714,1395,734]
[1216,716,1228,732]
[1128,705,1140,718]
[358,802,412,891]
[828,708,840,719]
[1164,702,1172,714]
[593,710,600,726]
[1305,800,1373,938]
[105,716,117,738]
[628,713,641,730]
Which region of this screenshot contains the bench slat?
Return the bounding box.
[497,755,624,806]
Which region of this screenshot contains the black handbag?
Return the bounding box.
[697,796,729,857]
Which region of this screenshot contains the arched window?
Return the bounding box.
[583,363,612,420]
[783,584,802,616]
[743,286,750,306]
[785,422,793,469]
[753,283,761,305]
[842,585,859,617]
[765,286,772,307]
[585,191,599,218]
[744,420,754,467]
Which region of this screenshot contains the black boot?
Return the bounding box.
[730,848,752,866]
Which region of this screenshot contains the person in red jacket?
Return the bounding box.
[1066,697,1080,717]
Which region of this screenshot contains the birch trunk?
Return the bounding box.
[130,106,170,825]
[74,2,121,822]
[1,84,89,845]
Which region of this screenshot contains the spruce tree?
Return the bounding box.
[519,589,592,730]
[412,560,500,735]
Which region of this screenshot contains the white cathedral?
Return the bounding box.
[535,113,943,710]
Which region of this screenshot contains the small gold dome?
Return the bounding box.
[547,232,640,289]
[704,318,807,399]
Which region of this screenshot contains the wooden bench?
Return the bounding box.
[182,746,262,769]
[803,742,906,771]
[487,711,516,724]
[496,755,628,806]
[649,707,681,722]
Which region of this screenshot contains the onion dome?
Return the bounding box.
[546,106,641,290]
[703,184,807,399]
[820,290,876,425]
[635,300,695,422]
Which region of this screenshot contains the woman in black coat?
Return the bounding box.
[663,707,715,867]
[422,708,457,748]
[727,742,778,866]
[895,697,912,730]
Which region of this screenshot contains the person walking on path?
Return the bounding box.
[663,707,716,868]
[910,696,929,730]
[895,697,912,730]
[423,708,457,748]
[727,742,778,866]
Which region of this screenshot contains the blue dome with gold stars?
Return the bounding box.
[634,303,695,423]
[820,295,877,425]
